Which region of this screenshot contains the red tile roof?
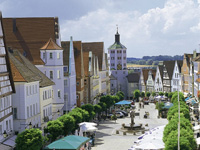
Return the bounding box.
[41,38,62,50]
[3,17,57,65]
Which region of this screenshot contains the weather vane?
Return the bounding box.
[116,24,118,32]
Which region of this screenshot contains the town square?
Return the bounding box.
[0,0,200,150]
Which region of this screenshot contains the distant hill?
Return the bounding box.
[127,55,183,65]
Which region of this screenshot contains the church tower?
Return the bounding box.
[108,28,128,98]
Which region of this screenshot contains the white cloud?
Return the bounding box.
[56,0,200,57]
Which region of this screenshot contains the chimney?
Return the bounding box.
[13,18,17,33]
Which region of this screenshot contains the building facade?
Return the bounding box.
[0,13,15,142]
[108,30,128,98]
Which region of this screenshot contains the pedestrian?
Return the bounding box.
[139,102,141,108]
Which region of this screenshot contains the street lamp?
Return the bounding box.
[178,73,181,150]
[3,130,7,138]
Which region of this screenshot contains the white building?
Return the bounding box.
[0,12,15,143]
[171,61,182,92]
[9,50,42,133]
[108,30,128,98]
[37,38,64,119]
[154,66,163,93]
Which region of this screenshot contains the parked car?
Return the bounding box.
[115,112,124,118]
[116,110,128,116]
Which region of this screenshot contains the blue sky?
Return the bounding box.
[1,0,200,58]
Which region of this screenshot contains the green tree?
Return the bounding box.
[94,104,102,120]
[141,92,145,98]
[146,59,153,65]
[116,91,124,100]
[47,120,64,141]
[112,95,120,103]
[98,102,107,112]
[100,95,115,111]
[15,128,43,150]
[165,129,197,150]
[152,92,156,97]
[168,92,174,100]
[58,114,75,135]
[167,106,190,121]
[159,92,164,96]
[81,104,95,120]
[171,92,185,104]
[146,92,151,98]
[133,89,140,101]
[163,113,192,142]
[68,110,83,129]
[165,92,168,98]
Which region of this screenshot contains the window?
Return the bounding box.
[27,107,29,118]
[64,67,68,73]
[57,52,60,59]
[76,95,79,99]
[64,80,68,86]
[43,53,45,59]
[36,104,38,114]
[50,71,53,79]
[33,104,35,115]
[13,108,17,119]
[57,70,60,79]
[77,82,79,86]
[0,125,2,134]
[124,57,126,60]
[58,90,61,98]
[50,53,53,59]
[30,105,32,117]
[123,50,126,53]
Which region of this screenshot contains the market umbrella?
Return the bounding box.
[193,125,200,131]
[44,135,89,150]
[135,141,164,150]
[80,124,98,132]
[115,100,131,105]
[79,122,97,126]
[162,102,173,109]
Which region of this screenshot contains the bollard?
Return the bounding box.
[116,130,119,134]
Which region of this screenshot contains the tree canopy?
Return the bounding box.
[47,120,64,141]
[133,89,140,101]
[15,128,43,150]
[58,114,75,135]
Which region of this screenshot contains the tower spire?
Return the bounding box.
[115,24,120,43]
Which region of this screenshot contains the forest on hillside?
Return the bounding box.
[127,55,183,65]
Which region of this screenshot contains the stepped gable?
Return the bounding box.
[9,50,54,87]
[3,17,57,65]
[82,42,104,71]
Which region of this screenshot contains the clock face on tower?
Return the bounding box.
[117,64,122,70]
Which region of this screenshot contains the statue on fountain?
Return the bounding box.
[130,110,135,127]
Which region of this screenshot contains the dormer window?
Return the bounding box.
[50,53,53,59]
[43,53,45,59]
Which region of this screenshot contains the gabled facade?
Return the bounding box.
[74,42,85,107]
[105,53,110,95]
[192,55,200,98]
[108,30,128,98]
[163,61,175,93]
[61,38,77,111]
[146,70,156,93]
[37,38,64,119]
[0,12,15,142]
[181,54,193,95]
[139,69,151,93]
[171,61,182,92]
[126,73,140,99]
[154,65,163,93]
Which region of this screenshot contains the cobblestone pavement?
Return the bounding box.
[92,102,168,150]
